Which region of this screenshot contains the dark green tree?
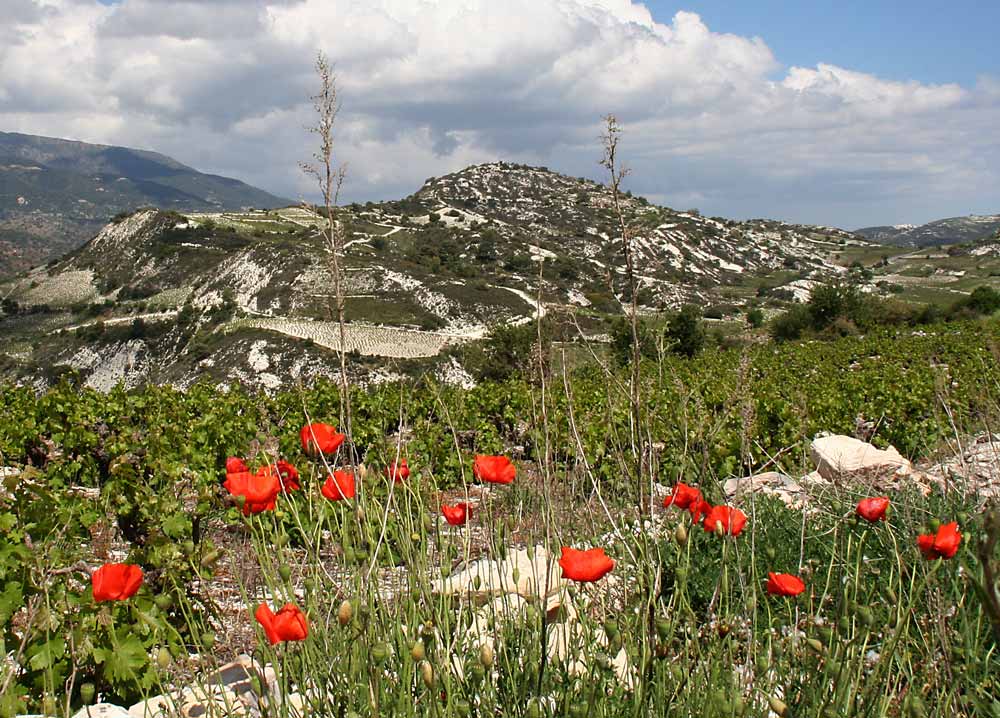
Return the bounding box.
[666,304,706,357]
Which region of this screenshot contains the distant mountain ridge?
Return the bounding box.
[856,214,1000,247]
[0,131,291,276]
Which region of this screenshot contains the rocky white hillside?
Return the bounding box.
[0,162,871,391]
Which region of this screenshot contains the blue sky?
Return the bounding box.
[4,0,999,227]
[647,1,999,86]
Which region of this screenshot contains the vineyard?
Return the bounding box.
[1,318,999,716]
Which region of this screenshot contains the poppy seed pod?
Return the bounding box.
[337,599,353,626]
[768,695,788,717]
[419,660,434,688]
[479,643,494,668]
[411,640,426,661]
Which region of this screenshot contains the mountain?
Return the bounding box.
[0,161,871,392]
[0,132,291,276]
[856,214,1000,247]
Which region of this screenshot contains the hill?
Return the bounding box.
[0,161,899,392]
[856,214,1000,247]
[0,132,291,276]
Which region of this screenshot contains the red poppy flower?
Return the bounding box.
[275,460,300,492]
[441,503,472,526]
[702,505,747,537]
[91,563,143,602]
[255,603,308,645]
[766,572,806,596]
[689,499,712,524]
[917,522,962,560]
[664,482,702,510]
[300,423,345,457]
[558,546,615,582]
[386,458,410,484]
[321,470,356,501]
[224,470,281,515]
[226,456,249,474]
[856,497,890,523]
[473,455,516,485]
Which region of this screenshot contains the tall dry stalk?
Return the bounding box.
[600,114,645,510]
[301,52,353,439]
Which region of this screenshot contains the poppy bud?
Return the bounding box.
[2,472,19,492]
[79,683,96,705]
[337,599,353,626]
[768,695,788,716]
[373,642,390,661]
[410,532,422,543]
[837,616,850,634]
[655,617,671,638]
[479,643,494,668]
[154,593,173,611]
[906,694,927,717]
[765,546,776,561]
[201,632,216,649]
[472,576,481,591]
[674,523,688,545]
[525,699,543,718]
[411,640,426,661]
[857,607,874,628]
[156,646,171,669]
[303,577,316,593]
[454,699,471,717]
[419,660,434,688]
[806,637,825,655]
[525,604,539,624]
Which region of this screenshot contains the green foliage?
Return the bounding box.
[807,281,870,331]
[610,317,657,366]
[954,285,1000,317]
[665,304,706,357]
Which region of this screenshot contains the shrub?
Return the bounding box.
[610,317,658,366]
[770,304,811,342]
[666,305,706,358]
[746,308,765,328]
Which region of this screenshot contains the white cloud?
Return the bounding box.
[1,0,997,227]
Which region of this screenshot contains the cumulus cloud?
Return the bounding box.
[1,0,998,226]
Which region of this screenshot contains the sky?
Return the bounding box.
[3,0,999,229]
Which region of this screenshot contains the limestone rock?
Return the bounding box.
[73,705,131,718]
[128,695,173,718]
[432,546,567,608]
[810,435,911,481]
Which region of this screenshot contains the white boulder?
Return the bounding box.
[810,435,911,481]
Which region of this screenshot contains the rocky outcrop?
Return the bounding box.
[810,434,911,481]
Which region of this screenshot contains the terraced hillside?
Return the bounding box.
[1,162,887,391]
